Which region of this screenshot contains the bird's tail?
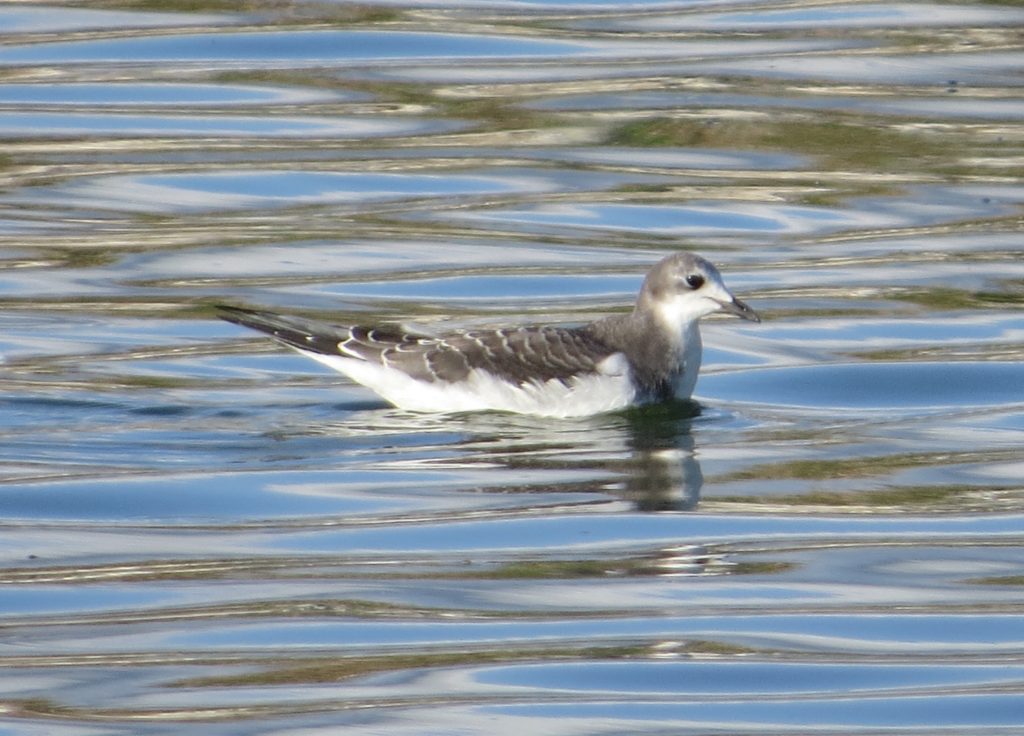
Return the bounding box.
[216,305,348,356]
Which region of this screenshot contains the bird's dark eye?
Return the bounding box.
[684,273,705,290]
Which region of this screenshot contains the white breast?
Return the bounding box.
[672,323,703,399]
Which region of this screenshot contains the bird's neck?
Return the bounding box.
[586,312,703,399]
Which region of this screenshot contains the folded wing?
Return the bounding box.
[217,306,615,386]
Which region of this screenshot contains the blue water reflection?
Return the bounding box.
[449,186,1020,237]
[477,659,1024,694]
[701,362,1024,410]
[9,170,573,212]
[16,609,1020,654]
[0,468,603,522]
[0,5,232,33]
[450,202,867,236]
[0,30,593,66]
[0,83,355,106]
[486,693,1024,729]
[0,113,457,139]
[270,512,1024,555]
[558,147,806,171]
[313,273,636,302]
[599,2,1024,30]
[684,51,1024,86]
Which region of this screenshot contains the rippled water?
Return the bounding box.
[1,1,1023,733]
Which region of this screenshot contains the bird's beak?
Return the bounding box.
[716,297,761,323]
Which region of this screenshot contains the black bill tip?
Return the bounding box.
[718,297,761,323]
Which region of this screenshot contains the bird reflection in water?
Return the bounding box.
[620,399,703,512]
[294,394,706,515]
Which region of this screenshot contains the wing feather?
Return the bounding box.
[217,306,616,386]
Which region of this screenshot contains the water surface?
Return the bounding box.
[0,0,1022,733]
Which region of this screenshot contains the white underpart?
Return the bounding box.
[650,275,736,399]
[672,323,703,400]
[299,349,637,418]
